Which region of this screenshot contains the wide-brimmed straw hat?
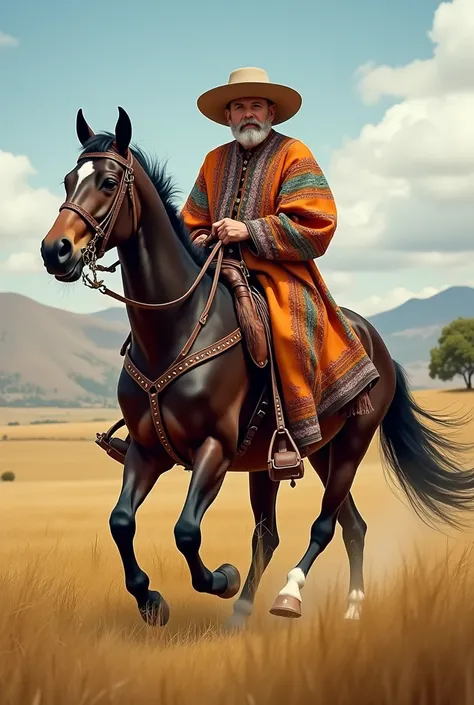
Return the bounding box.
[197,67,302,126]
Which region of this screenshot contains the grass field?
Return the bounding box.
[1,390,474,704]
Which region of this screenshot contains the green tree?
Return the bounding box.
[1,471,15,482]
[429,318,474,389]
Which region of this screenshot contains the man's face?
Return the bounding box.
[225,97,276,149]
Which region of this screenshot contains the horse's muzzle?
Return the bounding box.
[40,236,83,281]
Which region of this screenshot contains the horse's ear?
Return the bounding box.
[76,109,95,145]
[114,106,132,157]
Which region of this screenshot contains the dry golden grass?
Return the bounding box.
[1,389,474,704]
[0,407,122,442]
[0,406,120,426]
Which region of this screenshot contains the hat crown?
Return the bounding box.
[227,67,270,86]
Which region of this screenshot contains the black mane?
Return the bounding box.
[79,132,208,267]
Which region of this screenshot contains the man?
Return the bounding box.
[181,67,380,457]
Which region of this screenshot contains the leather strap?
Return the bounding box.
[59,150,138,259]
[124,328,241,393]
[252,289,304,483]
[235,391,269,456]
[95,240,224,311]
[124,328,242,465]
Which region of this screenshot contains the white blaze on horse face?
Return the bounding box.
[72,161,95,198]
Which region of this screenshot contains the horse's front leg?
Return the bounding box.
[109,440,172,626]
[173,436,241,598]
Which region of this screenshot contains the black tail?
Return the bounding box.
[380,360,474,529]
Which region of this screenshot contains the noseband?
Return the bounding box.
[58,149,139,270]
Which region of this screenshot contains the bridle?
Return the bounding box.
[57,148,224,313]
[58,149,139,290]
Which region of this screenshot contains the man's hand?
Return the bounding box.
[211,218,250,246]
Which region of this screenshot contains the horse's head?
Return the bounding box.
[40,107,139,283]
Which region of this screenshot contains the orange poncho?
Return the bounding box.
[181,129,379,455]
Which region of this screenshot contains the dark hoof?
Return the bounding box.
[215,563,241,599]
[223,609,250,632]
[138,590,170,626]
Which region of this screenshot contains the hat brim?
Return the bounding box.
[197,82,302,126]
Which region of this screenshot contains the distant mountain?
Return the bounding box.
[1,286,473,406]
[0,293,128,407]
[367,287,474,389]
[368,287,474,335]
[90,307,129,324]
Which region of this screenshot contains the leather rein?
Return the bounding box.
[58,148,224,313]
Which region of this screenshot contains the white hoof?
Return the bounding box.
[270,568,305,618]
[344,589,365,620]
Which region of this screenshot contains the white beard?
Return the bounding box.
[231,118,272,149]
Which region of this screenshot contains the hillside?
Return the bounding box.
[0,286,473,406]
[0,293,128,407]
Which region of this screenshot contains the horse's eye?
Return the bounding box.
[102,178,117,191]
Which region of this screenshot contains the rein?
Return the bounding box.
[58,148,224,313]
[95,240,224,313]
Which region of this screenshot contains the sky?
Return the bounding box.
[1,0,473,317]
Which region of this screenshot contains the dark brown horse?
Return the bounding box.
[39,107,474,629]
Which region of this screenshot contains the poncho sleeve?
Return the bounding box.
[181,161,212,241]
[244,141,337,261]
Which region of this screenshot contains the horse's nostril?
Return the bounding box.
[57,238,73,263]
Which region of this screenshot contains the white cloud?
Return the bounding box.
[0,252,42,272]
[0,31,18,48]
[357,0,474,103]
[0,150,61,272]
[324,0,474,275]
[320,269,354,291]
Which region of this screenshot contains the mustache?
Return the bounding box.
[236,117,266,131]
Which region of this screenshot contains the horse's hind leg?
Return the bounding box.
[339,495,368,619]
[173,436,241,598]
[226,470,280,630]
[270,411,380,619]
[309,446,367,620]
[109,442,172,626]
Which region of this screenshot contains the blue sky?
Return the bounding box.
[2,0,470,316]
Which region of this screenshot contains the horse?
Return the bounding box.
[39,107,474,629]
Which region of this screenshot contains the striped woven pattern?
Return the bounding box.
[181,130,379,453]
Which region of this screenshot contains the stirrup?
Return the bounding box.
[267,428,305,483]
[95,418,129,464]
